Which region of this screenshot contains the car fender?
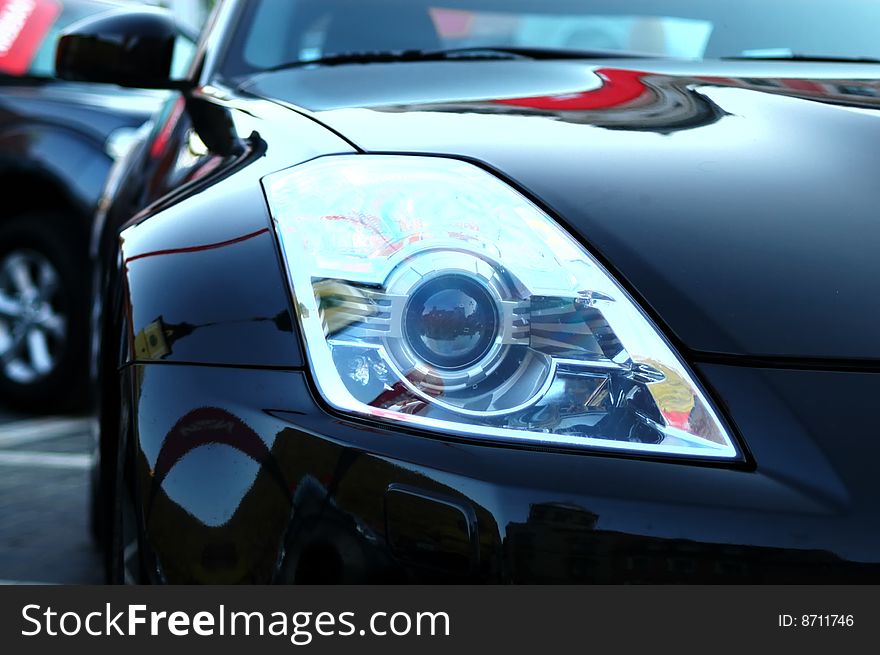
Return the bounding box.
[0,121,111,224]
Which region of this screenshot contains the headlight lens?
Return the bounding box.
[264,156,738,459]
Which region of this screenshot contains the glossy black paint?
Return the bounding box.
[244,61,880,361]
[113,94,353,368]
[124,363,880,583]
[95,0,880,583]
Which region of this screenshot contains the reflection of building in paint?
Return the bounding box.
[378,68,730,134]
[133,317,196,361]
[378,68,880,134]
[142,407,294,583]
[505,502,866,583]
[131,311,291,363]
[505,503,602,582]
[143,406,493,583]
[696,76,880,108]
[141,404,875,583]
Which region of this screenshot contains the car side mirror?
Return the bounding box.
[56,7,190,90]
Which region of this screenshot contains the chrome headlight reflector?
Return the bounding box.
[264,156,738,460]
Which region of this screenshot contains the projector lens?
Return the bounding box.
[404,275,499,370]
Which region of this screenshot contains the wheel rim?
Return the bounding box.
[0,249,66,384]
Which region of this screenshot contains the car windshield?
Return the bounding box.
[221,0,880,79]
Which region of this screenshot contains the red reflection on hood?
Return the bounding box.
[491,68,650,111]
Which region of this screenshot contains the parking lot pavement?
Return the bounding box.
[0,410,104,585]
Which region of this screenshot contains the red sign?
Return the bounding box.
[0,0,61,75]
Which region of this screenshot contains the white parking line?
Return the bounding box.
[0,451,92,470]
[0,417,94,448]
[0,579,56,585]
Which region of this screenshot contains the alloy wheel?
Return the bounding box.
[0,249,66,385]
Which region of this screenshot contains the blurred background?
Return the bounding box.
[151,0,212,33]
[0,0,211,583]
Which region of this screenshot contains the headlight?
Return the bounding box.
[264,156,739,460]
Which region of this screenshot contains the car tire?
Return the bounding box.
[0,212,90,412]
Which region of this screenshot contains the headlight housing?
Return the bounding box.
[264,156,739,460]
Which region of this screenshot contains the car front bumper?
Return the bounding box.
[128,362,880,583]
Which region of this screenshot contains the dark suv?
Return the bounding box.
[0,0,191,410]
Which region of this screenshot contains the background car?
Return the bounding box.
[60,0,880,583]
[0,0,193,411]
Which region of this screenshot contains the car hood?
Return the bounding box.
[242,60,880,361]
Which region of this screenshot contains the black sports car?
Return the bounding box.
[0,0,194,410]
[69,0,880,583]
